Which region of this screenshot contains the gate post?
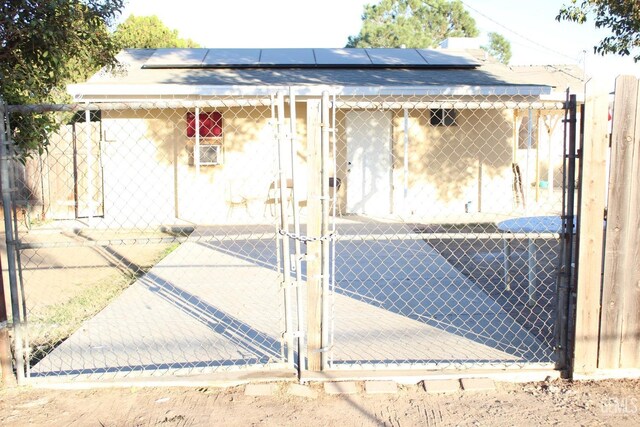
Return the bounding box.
[306,99,323,371]
[0,102,25,384]
[0,103,16,385]
[275,92,295,369]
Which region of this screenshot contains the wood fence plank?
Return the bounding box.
[600,76,640,369]
[573,81,610,375]
[619,78,640,369]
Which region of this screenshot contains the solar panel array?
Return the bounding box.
[143,48,479,69]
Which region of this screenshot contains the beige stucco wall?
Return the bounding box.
[97,103,560,225]
[101,103,308,225]
[333,108,515,216]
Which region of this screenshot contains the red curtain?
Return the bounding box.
[186,112,223,137]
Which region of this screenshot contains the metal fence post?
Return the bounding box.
[276,92,295,368]
[0,103,16,386]
[0,102,25,384]
[287,88,307,374]
[306,99,323,371]
[320,91,331,370]
[555,94,578,372]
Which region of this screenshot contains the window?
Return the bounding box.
[198,145,222,165]
[186,110,223,167]
[430,109,457,126]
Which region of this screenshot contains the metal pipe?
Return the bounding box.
[276,92,294,368]
[269,94,286,361]
[0,241,15,385]
[0,103,25,384]
[333,100,565,111]
[6,99,275,113]
[287,88,306,374]
[320,91,331,370]
[554,91,575,371]
[6,113,29,377]
[5,99,566,115]
[329,93,337,369]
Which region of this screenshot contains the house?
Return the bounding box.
[43,47,573,225]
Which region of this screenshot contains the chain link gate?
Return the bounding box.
[316,93,574,371]
[1,96,300,383]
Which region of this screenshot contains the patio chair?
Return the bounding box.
[329,177,342,216]
[226,183,249,219]
[264,179,293,217]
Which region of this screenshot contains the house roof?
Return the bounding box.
[68,48,556,100]
[509,64,584,94]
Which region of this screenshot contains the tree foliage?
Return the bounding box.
[346,0,479,48]
[0,0,124,155]
[113,15,200,49]
[482,32,512,64]
[557,0,639,62]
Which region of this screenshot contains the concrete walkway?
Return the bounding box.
[32,232,288,379]
[330,238,550,367]
[32,222,552,380]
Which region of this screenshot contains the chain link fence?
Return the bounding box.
[323,94,570,370]
[1,97,297,381]
[1,91,572,383]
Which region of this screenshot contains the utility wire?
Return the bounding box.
[460,0,579,62]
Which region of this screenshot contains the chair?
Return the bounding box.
[329,177,342,216]
[226,183,249,219]
[264,179,293,217]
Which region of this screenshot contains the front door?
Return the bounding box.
[346,110,392,215]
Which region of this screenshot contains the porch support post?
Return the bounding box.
[403,108,409,211]
[194,107,200,176]
[535,110,541,203]
[525,108,533,210]
[544,113,561,201]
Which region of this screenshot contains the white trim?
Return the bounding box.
[68,83,551,100]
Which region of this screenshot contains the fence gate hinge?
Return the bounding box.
[284,330,303,339]
[290,254,306,269]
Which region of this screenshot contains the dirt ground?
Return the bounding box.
[0,378,639,426]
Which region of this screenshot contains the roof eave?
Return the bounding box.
[67,83,552,101]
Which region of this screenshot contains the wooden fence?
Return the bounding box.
[574,75,640,378]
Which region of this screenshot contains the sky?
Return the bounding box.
[119,0,639,85]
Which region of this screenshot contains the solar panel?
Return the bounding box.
[203,49,261,66]
[144,48,208,67]
[417,49,479,66]
[259,48,315,65]
[314,48,371,65]
[366,48,426,65]
[142,47,479,68]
